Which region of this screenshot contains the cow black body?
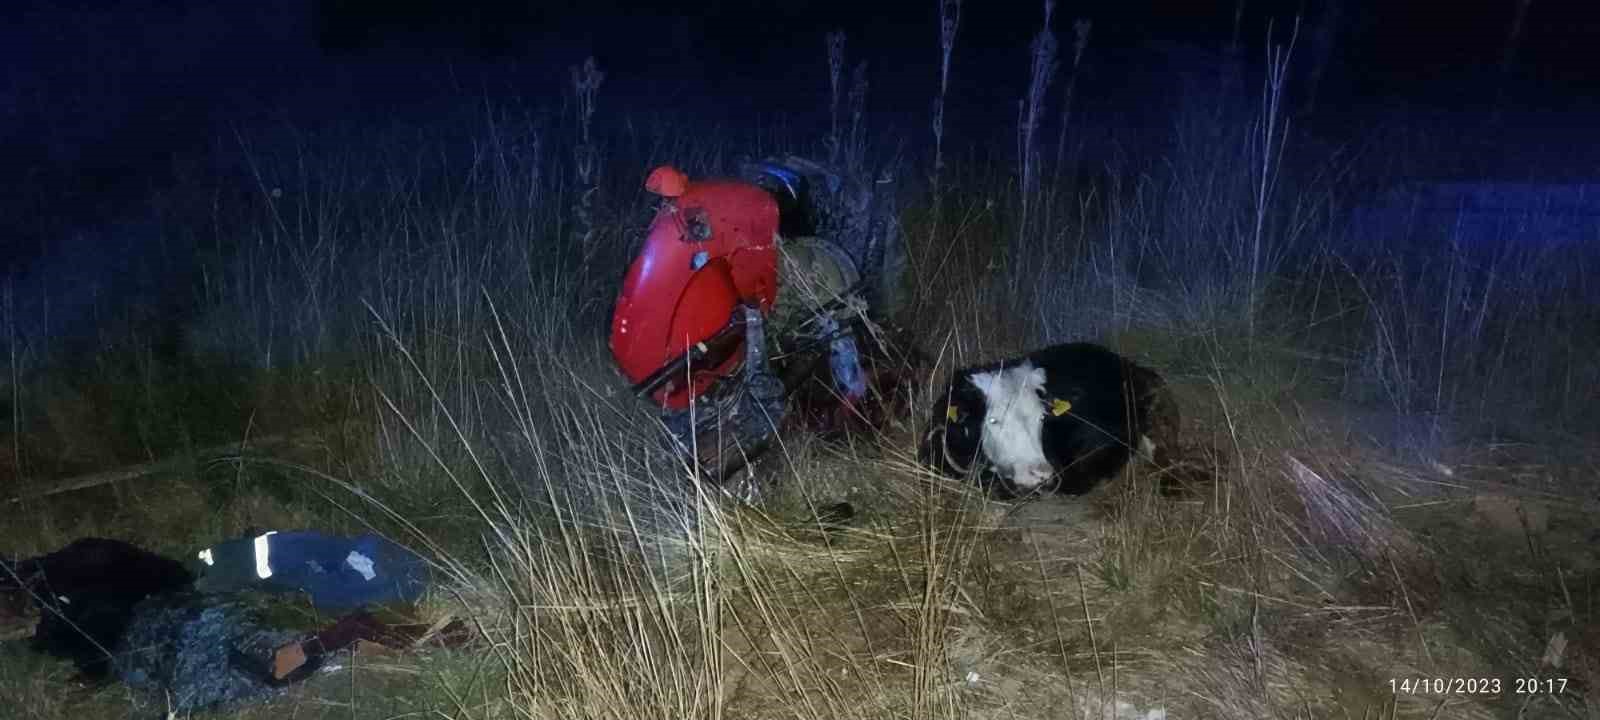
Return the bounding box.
[919,342,1178,498]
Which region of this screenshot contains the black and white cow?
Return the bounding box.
[919,342,1181,498]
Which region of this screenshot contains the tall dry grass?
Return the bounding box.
[3,6,1598,719]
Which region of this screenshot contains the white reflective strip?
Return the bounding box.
[197,548,215,566]
[253,531,278,579]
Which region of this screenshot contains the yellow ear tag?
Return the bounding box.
[946,405,959,422]
[1050,398,1072,416]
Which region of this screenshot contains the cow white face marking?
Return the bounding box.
[968,362,1053,488]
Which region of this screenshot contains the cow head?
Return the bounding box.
[967,362,1054,489]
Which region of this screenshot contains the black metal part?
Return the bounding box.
[741,155,904,319]
[656,305,787,496]
[631,309,752,400]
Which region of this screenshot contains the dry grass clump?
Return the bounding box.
[408,324,1560,720]
[362,270,1595,720]
[468,422,995,720]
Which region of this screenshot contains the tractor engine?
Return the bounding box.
[608,157,904,494]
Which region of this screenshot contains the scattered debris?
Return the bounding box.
[3,532,455,715]
[1,538,194,677]
[114,590,310,712]
[266,609,471,682]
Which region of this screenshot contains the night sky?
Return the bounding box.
[8,1,1598,118]
[2,0,1597,342]
[308,0,1600,104]
[5,0,1595,213]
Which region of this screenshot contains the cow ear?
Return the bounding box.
[967,370,997,395]
[1028,365,1047,389]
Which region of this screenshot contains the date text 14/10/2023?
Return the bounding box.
[1388,678,1568,695]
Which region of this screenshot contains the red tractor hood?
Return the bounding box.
[609,166,780,410]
